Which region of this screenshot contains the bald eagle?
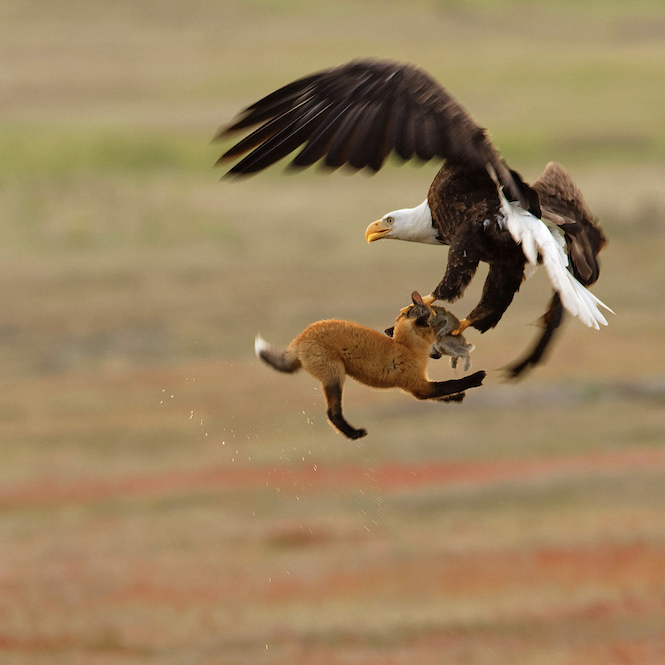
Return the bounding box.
[216,58,612,377]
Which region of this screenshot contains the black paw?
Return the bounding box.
[467,370,486,387]
[349,428,368,440]
[429,348,443,360]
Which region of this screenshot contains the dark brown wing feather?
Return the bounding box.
[216,58,525,204]
[505,163,607,379]
[504,293,565,379]
[532,162,606,285]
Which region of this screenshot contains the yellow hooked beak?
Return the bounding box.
[365,219,392,243]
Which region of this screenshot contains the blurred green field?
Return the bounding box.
[2,1,665,663]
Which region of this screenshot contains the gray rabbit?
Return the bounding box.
[386,303,474,371]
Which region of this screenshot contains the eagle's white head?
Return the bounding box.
[365,199,439,245]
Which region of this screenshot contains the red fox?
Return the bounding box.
[255,292,486,439]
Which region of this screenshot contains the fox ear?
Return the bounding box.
[411,291,423,306]
[384,326,395,338]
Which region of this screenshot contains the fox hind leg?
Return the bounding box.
[323,381,367,440]
[300,350,367,440]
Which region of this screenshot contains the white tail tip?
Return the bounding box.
[254,334,269,357]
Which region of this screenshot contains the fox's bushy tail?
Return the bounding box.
[254,334,302,373]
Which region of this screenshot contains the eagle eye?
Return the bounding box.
[385,216,394,224]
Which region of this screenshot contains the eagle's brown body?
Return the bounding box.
[424,159,605,371]
[427,162,529,333]
[426,159,605,319]
[256,294,485,439]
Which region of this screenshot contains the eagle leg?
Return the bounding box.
[465,259,526,333]
[422,293,436,307]
[450,317,472,336]
[432,248,480,304]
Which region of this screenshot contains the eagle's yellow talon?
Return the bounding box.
[422,294,437,306]
[451,318,472,336]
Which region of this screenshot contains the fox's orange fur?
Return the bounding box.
[256,293,486,439]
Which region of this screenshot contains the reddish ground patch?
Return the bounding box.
[3,446,665,509]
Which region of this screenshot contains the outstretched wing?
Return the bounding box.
[532,162,606,285]
[216,58,526,205]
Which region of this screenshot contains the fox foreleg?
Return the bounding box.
[412,370,486,401]
[437,392,466,403]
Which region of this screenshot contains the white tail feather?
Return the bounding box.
[498,191,614,329]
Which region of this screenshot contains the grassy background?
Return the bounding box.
[2,1,665,663]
